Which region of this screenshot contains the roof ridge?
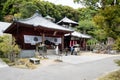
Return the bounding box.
[15,12,73,32]
[18,12,42,22]
[57,16,78,25]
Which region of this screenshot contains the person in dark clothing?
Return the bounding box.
[71,46,74,55]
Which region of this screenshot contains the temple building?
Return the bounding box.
[3,11,91,57]
[4,11,73,57]
[57,17,91,50]
[57,16,78,29]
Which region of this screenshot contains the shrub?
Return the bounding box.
[98,70,120,80]
[113,37,120,51]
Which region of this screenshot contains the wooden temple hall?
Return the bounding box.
[4,11,91,57]
[4,11,73,57]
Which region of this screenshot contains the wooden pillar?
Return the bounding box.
[42,33,45,44]
[11,35,13,45]
[10,35,15,62]
[61,35,64,51]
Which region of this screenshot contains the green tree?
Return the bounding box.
[93,6,120,39]
[92,29,107,42]
[93,6,120,50]
[2,0,80,22]
[2,0,36,21]
[113,37,120,51]
[19,2,39,18]
[76,20,95,34]
[74,0,120,8]
[34,1,61,21]
[0,0,7,20]
[77,7,97,21]
[74,0,120,50]
[0,35,21,62]
[75,7,97,38]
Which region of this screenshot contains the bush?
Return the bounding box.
[1,58,11,63]
[0,35,21,62]
[0,51,5,58]
[98,70,120,80]
[113,37,120,51]
[114,59,120,66]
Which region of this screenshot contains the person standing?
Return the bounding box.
[71,46,74,55]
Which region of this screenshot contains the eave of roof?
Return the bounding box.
[3,22,16,33]
[0,21,11,34]
[65,31,92,39]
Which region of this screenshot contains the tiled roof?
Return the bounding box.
[65,31,91,38]
[57,17,78,25]
[17,12,73,32]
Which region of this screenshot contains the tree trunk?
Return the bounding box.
[10,52,15,62]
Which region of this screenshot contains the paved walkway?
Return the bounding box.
[0,55,120,80]
[48,52,120,64]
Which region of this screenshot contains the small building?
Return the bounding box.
[57,17,91,50]
[4,11,73,57]
[57,16,78,28]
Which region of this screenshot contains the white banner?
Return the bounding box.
[24,35,42,45]
[45,37,61,44]
[24,35,61,45]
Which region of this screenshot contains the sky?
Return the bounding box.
[44,0,84,9]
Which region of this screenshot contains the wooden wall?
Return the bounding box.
[13,25,65,50]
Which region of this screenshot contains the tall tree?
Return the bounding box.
[77,7,97,21]
[2,0,36,21]
[76,20,95,34]
[74,0,120,50]
[2,0,80,22]
[0,0,7,20]
[93,6,120,39]
[19,2,39,19]
[93,5,120,50]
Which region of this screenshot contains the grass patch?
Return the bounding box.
[114,59,120,66]
[98,70,120,80]
[14,58,37,69]
[1,58,11,63]
[1,58,15,66]
[98,59,120,80]
[1,58,38,69]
